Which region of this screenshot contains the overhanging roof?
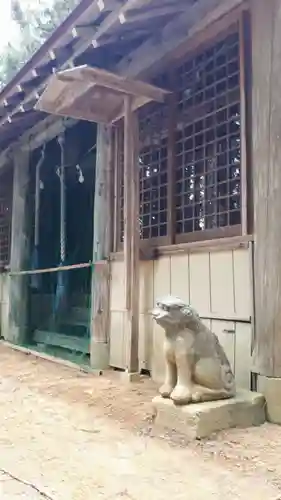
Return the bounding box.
[35,65,170,123]
[0,0,241,155]
[0,0,193,152]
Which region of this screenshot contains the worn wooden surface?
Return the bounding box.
[128,113,140,372]
[123,96,140,372]
[90,125,112,366]
[8,150,30,344]
[239,10,250,236]
[251,0,281,378]
[109,247,252,388]
[117,0,244,79]
[123,96,133,312]
[92,260,110,345]
[251,0,281,377]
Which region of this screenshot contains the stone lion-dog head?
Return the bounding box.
[152,295,200,331]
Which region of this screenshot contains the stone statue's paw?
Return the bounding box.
[191,391,202,403]
[159,384,174,398]
[170,385,192,405]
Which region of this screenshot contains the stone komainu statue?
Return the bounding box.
[152,296,236,405]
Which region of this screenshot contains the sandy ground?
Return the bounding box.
[0,345,281,499]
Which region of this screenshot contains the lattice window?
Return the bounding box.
[116,26,245,248]
[119,74,170,244]
[138,100,169,240]
[0,169,13,265]
[174,30,241,236]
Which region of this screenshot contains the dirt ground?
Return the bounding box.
[0,345,281,499]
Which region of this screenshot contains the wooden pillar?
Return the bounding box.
[252,0,281,378]
[90,124,112,369]
[123,96,140,373]
[8,150,30,344]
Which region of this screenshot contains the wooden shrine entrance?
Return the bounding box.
[35,65,169,370]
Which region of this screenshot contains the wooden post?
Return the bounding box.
[8,150,30,344]
[90,124,112,369]
[123,95,140,373]
[251,0,281,378]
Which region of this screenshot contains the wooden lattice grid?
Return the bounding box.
[0,169,13,265]
[117,26,243,246]
[174,30,241,235]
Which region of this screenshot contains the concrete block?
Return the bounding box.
[90,341,109,370]
[258,376,281,424]
[152,390,266,439]
[119,371,141,383]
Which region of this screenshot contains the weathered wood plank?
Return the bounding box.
[235,322,252,390]
[8,150,30,344]
[251,0,278,376]
[266,0,281,376]
[91,260,110,343]
[117,0,244,79]
[124,95,133,312]
[239,10,250,235]
[129,113,140,371]
[90,124,112,368]
[123,96,140,372]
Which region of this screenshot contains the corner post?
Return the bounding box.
[8,149,30,344]
[251,0,281,422]
[90,124,112,369]
[124,95,140,374]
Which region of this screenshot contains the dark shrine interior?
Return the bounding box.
[29,120,97,295]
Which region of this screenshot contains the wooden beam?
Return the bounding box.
[239,10,251,236]
[0,0,152,128]
[251,0,281,377]
[7,149,30,344]
[124,95,133,312]
[74,23,99,39]
[24,116,77,151]
[65,65,169,102]
[113,126,122,252]
[90,124,112,369]
[129,111,140,373]
[0,115,76,171]
[117,0,246,78]
[123,2,187,24]
[123,94,139,372]
[36,64,169,124]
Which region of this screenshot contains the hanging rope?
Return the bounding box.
[31,144,46,289]
[57,133,66,264]
[34,144,46,248]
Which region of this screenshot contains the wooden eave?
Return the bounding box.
[35,65,170,124]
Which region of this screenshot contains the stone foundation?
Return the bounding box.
[152,390,266,439]
[257,375,281,424]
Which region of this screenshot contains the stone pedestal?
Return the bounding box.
[152,391,266,440]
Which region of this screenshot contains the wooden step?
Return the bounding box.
[33,330,90,354]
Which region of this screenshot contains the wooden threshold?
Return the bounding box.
[110,234,253,260]
[0,340,103,375]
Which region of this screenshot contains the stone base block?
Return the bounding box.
[119,371,141,383]
[257,375,281,424]
[90,342,109,370]
[152,390,266,439]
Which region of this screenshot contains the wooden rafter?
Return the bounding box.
[117,0,245,77]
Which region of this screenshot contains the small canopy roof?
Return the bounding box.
[35,65,170,124]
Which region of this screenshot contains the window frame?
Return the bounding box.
[0,165,14,267]
[113,9,251,253]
